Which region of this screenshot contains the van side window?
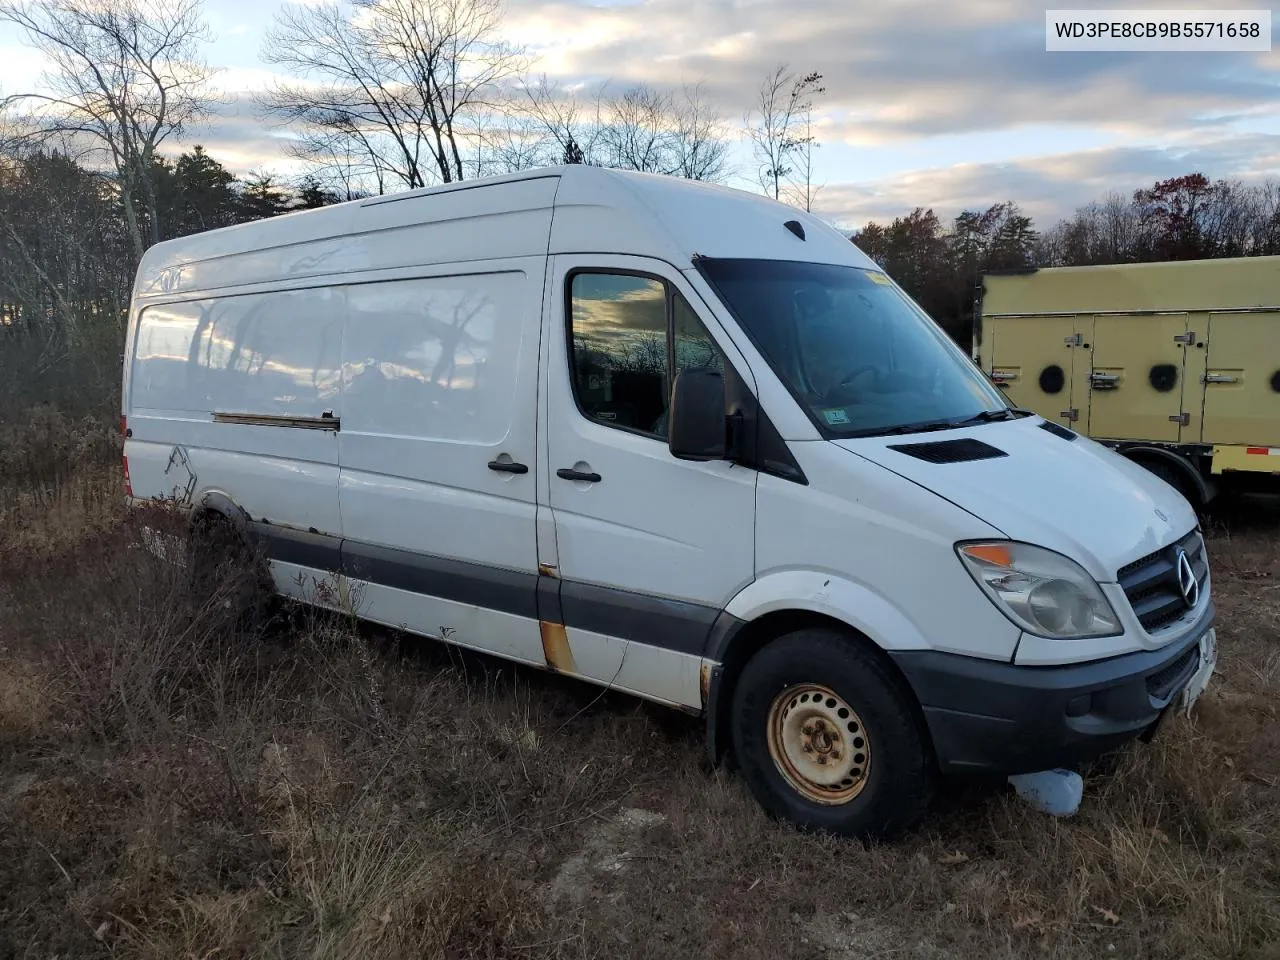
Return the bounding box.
[673,292,725,377]
[569,273,671,436]
[568,275,730,441]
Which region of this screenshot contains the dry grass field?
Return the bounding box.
[1,409,1277,959]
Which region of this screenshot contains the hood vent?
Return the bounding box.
[1038,420,1078,442]
[887,438,1008,464]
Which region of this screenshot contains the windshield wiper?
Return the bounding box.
[949,407,1034,426]
[842,408,1034,439]
[846,418,967,438]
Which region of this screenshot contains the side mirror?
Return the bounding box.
[668,369,727,461]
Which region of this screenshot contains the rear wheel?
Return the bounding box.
[730,628,935,840]
[189,511,274,622]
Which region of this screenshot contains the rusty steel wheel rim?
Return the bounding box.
[766,683,871,805]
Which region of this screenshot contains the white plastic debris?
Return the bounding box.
[1007,768,1083,817]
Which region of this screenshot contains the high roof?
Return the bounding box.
[133,166,878,301]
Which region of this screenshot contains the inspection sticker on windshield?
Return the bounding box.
[867,272,892,285]
[822,408,851,425]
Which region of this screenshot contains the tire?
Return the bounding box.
[189,512,274,622]
[730,628,935,840]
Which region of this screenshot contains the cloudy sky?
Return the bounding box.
[2,0,1279,229]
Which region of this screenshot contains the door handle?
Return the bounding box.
[488,459,529,474]
[556,467,602,483]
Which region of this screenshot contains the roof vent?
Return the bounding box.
[784,220,806,241]
[1038,420,1078,442]
[887,438,1008,464]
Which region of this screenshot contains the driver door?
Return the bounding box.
[539,255,758,707]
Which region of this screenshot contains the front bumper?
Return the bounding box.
[889,599,1216,775]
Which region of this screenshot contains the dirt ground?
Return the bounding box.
[1,451,1277,959]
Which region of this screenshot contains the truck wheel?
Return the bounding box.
[1137,457,1201,509]
[730,628,935,840]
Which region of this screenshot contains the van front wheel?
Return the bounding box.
[730,629,934,839]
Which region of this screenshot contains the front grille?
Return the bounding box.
[1145,644,1200,700]
[1118,530,1208,632]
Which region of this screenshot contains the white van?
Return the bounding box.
[123,166,1216,838]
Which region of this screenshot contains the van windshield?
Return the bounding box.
[696,258,1013,438]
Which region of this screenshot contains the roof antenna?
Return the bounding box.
[784,220,806,241]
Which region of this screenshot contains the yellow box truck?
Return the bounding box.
[975,256,1280,506]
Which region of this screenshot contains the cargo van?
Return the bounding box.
[123,167,1216,838]
[976,257,1280,507]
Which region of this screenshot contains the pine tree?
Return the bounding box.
[237,172,291,222]
[294,174,341,210]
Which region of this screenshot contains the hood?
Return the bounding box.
[834,418,1198,581]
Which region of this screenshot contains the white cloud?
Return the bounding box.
[214,66,297,94]
[500,0,1280,139]
[3,0,1278,224]
[816,134,1280,229]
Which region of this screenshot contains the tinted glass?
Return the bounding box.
[569,273,669,436]
[698,259,1007,436]
[673,292,725,376]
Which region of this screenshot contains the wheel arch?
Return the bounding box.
[190,489,252,542]
[703,607,934,772]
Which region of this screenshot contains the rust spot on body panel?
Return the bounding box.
[699,661,712,710]
[538,563,558,578]
[540,621,576,674]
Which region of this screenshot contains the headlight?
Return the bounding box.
[956,541,1121,639]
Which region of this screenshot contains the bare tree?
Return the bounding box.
[294,128,386,199]
[746,65,824,202]
[1251,180,1280,254]
[524,76,729,181]
[521,74,607,166]
[475,106,556,175]
[261,0,526,193]
[598,84,671,174]
[0,0,214,260]
[0,141,134,383]
[670,83,730,183]
[786,102,822,212]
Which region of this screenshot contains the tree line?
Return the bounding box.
[0,0,830,412]
[853,173,1280,347]
[0,143,344,410]
[3,0,1280,406]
